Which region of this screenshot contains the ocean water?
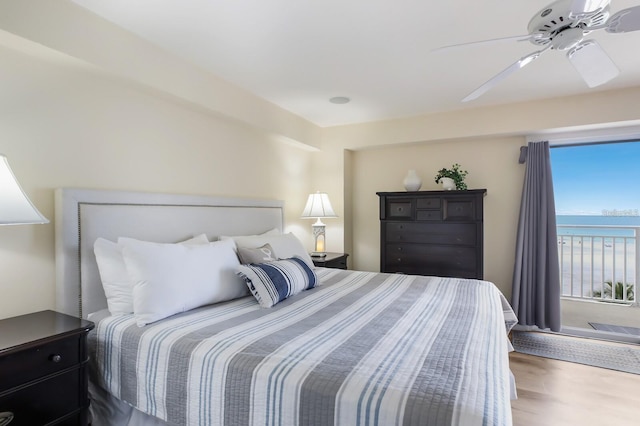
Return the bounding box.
[556,215,640,237]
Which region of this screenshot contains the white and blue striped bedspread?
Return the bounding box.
[89,268,517,425]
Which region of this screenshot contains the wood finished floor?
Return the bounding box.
[510,351,640,426]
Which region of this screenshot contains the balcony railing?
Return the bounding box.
[558,225,638,305]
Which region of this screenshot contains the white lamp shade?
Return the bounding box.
[301,192,337,219]
[0,154,48,225]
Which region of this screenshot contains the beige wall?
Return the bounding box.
[2,0,640,323]
[321,88,640,301]
[0,0,322,150]
[0,44,315,320]
[350,137,525,297]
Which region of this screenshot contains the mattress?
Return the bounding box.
[89,268,517,426]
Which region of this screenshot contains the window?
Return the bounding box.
[550,141,640,304]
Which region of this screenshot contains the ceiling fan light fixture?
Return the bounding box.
[567,40,619,87]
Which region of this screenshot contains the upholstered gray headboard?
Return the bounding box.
[54,188,284,319]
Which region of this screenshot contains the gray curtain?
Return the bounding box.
[511,141,561,331]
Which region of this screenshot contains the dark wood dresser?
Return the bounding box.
[0,310,95,426]
[377,189,486,279]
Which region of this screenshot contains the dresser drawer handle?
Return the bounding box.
[397,258,402,262]
[50,354,62,363]
[397,247,403,252]
[0,412,14,426]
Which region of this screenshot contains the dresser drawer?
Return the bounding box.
[443,198,476,221]
[384,264,480,278]
[0,336,81,393]
[416,210,441,221]
[385,222,477,245]
[0,368,82,425]
[416,198,441,209]
[385,244,477,277]
[385,200,413,219]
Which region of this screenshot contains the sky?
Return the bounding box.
[550,141,640,215]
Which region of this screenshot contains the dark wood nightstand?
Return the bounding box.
[312,252,349,269]
[0,310,94,426]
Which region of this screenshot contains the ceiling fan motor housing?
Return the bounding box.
[527,0,610,47]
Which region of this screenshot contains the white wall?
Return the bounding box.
[0,45,315,319]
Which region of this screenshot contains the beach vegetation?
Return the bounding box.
[434,163,468,190]
[592,280,635,302]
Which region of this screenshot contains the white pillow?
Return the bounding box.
[120,238,247,326]
[222,232,314,269]
[93,234,209,316]
[218,228,280,245]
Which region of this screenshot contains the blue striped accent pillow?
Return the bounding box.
[236,257,317,308]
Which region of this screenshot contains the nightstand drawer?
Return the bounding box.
[0,336,81,393]
[0,368,82,425]
[312,253,349,269]
[329,259,348,269]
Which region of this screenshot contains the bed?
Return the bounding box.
[54,188,517,426]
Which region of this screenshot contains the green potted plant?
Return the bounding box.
[434,163,468,190]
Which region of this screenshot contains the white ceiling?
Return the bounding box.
[71,0,640,127]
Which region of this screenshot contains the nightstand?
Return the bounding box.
[312,252,349,269]
[0,310,94,426]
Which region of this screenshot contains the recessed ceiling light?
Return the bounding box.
[329,96,350,104]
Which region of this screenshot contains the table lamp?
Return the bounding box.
[0,154,48,225]
[301,191,337,258]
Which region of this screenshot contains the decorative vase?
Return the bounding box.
[403,170,422,191]
[439,177,456,190]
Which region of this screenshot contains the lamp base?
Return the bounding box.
[311,252,327,258]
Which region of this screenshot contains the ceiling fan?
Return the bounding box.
[438,0,640,102]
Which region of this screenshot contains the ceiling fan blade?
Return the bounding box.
[569,0,610,20]
[566,40,619,88]
[432,34,539,53]
[462,48,548,103]
[605,6,640,33]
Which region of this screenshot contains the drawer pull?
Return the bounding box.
[0,412,14,426]
[50,354,62,363]
[397,258,402,262]
[397,247,403,252]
